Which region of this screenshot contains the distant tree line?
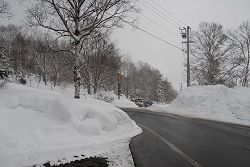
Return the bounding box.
[0,24,177,103]
[0,24,118,90]
[0,0,178,103]
[120,58,178,104]
[23,0,139,99]
[190,21,250,87]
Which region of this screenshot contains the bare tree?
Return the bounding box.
[228,21,250,87]
[190,22,236,85]
[0,0,13,18]
[0,25,17,71]
[81,31,121,94]
[120,54,134,98]
[161,77,177,104]
[26,0,138,99]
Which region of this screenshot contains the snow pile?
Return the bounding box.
[0,83,141,167]
[94,91,138,108]
[153,85,250,126]
[95,91,115,103]
[111,94,138,108]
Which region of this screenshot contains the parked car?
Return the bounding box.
[131,98,153,107]
[134,98,145,107]
[144,101,153,107]
[0,69,8,79]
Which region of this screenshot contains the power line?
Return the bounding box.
[141,46,179,62]
[131,24,184,51]
[140,12,181,38]
[140,0,183,28]
[138,0,180,28]
[151,0,187,27]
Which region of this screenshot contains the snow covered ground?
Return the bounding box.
[93,90,138,108]
[148,84,250,127]
[2,82,250,167]
[0,83,141,167]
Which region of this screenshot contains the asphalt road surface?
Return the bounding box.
[122,108,250,167]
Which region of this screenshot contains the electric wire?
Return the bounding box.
[131,24,184,51]
[140,0,182,28]
[141,45,181,62]
[140,12,182,38]
[151,0,187,27]
[138,0,180,28]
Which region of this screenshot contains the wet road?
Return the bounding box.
[122,108,250,167]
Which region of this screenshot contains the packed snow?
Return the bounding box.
[94,91,138,108]
[0,83,141,167]
[112,95,138,108]
[2,82,250,167]
[149,84,250,126]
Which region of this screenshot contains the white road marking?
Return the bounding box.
[138,123,202,167]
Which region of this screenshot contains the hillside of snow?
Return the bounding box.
[0,83,141,167]
[150,85,250,126]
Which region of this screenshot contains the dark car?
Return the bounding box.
[132,99,153,107]
[0,69,8,79]
[144,101,153,107]
[134,98,145,107]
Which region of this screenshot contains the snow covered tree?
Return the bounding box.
[0,0,13,18]
[0,45,7,69]
[228,21,250,87]
[161,77,178,104]
[190,22,236,86]
[120,55,135,98]
[120,61,177,104]
[28,31,73,86]
[11,31,30,78]
[26,0,139,99]
[150,69,163,103]
[81,31,121,94]
[0,48,8,79]
[0,25,17,73]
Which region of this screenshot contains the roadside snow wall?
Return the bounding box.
[0,84,141,167]
[167,85,250,126]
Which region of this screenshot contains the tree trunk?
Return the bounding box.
[43,56,47,85]
[246,47,250,87]
[74,42,81,99]
[244,63,249,87]
[88,71,93,95]
[243,46,250,87]
[94,83,98,94]
[43,72,47,85]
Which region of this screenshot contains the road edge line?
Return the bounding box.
[138,123,202,167]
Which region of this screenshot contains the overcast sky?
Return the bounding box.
[111,0,250,90]
[1,0,250,90]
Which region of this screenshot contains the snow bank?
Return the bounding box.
[0,83,141,167]
[94,91,138,108]
[112,94,138,108]
[151,85,250,126]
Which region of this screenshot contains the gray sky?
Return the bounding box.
[111,0,250,90]
[1,0,250,90]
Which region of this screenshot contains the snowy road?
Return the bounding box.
[123,108,250,167]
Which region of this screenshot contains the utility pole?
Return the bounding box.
[180,26,193,87]
[118,72,121,99]
[186,26,191,87]
[180,83,183,91]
